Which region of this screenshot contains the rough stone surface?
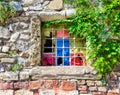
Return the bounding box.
[0,27,11,40]
[19,70,30,80]
[19,34,30,41]
[65,9,76,18]
[48,0,63,10]
[39,90,55,95]
[22,0,34,6]
[0,90,13,95]
[0,71,18,81]
[29,16,41,65]
[10,32,20,42]
[2,46,10,53]
[0,53,9,58]
[1,58,16,64]
[12,1,22,11]
[58,90,79,95]
[15,90,33,95]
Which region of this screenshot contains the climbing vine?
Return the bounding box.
[43,0,120,79]
[0,0,16,24]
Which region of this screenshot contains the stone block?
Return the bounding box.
[0,53,9,58]
[0,71,18,81]
[80,91,88,94]
[22,0,34,6]
[2,46,10,53]
[60,81,76,91]
[98,87,107,92]
[10,32,20,42]
[39,90,55,95]
[29,80,40,90]
[19,70,29,80]
[48,0,63,10]
[95,81,102,86]
[12,1,22,11]
[14,82,28,89]
[0,27,11,40]
[19,34,30,41]
[89,86,97,91]
[78,85,87,91]
[58,90,78,95]
[0,82,13,90]
[86,80,95,86]
[65,9,76,18]
[44,80,60,89]
[77,80,86,85]
[15,90,33,95]
[0,90,13,95]
[1,58,16,64]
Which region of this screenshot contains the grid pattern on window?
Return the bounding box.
[42,27,86,66]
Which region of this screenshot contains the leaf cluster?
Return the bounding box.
[0,1,16,24]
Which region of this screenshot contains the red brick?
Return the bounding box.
[0,82,13,90]
[108,88,119,94]
[34,91,39,95]
[60,81,76,91]
[78,85,87,91]
[14,82,28,89]
[44,80,60,89]
[29,80,40,90]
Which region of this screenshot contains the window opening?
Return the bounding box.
[42,25,86,66]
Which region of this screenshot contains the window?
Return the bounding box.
[42,26,86,66]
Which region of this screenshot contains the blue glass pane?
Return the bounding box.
[64,48,69,56]
[57,39,63,47]
[64,39,69,47]
[57,48,62,56]
[64,57,69,66]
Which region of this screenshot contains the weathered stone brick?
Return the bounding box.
[0,90,13,95]
[45,80,60,89]
[48,0,63,10]
[80,91,88,94]
[19,70,30,80]
[0,53,9,58]
[92,91,101,95]
[0,82,13,90]
[60,81,76,91]
[29,80,40,90]
[39,90,55,95]
[15,90,33,95]
[108,88,119,94]
[89,86,97,91]
[107,93,119,95]
[95,81,102,86]
[78,85,87,91]
[98,87,107,92]
[1,58,16,64]
[86,80,95,86]
[2,46,10,53]
[14,82,28,89]
[77,80,86,85]
[58,90,78,95]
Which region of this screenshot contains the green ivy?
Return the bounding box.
[0,1,16,24]
[43,0,120,79]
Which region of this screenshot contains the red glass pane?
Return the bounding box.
[71,53,84,66]
[56,28,70,38]
[43,53,56,66]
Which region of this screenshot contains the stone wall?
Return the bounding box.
[0,0,120,95]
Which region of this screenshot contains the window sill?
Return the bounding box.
[28,66,100,80]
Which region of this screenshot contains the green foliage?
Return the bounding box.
[43,0,120,79]
[0,1,16,24]
[11,64,23,72]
